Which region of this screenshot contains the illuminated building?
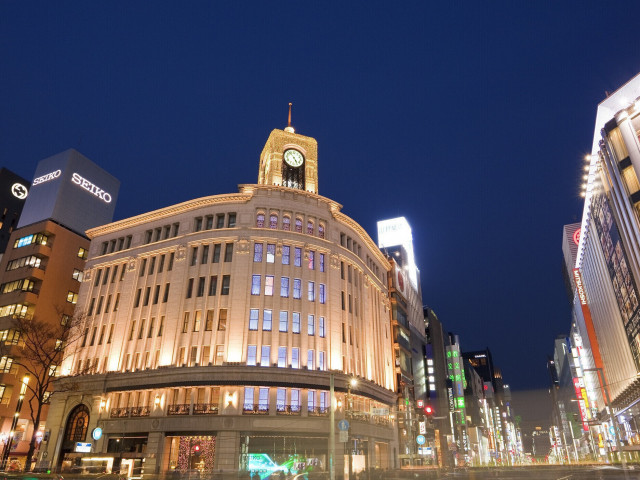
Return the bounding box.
[41,121,398,476]
[0,149,118,470]
[377,217,428,466]
[571,72,640,458]
[0,168,30,259]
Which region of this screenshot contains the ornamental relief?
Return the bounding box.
[83,269,93,281]
[127,257,137,272]
[330,253,340,269]
[236,238,250,254]
[175,245,187,261]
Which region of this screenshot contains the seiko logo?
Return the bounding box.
[71,172,112,203]
[32,169,61,186]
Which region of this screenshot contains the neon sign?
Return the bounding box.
[11,183,28,199]
[71,172,112,203]
[573,228,581,246]
[32,169,61,186]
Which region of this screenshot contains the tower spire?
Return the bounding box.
[284,102,295,133]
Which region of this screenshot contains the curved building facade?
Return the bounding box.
[41,127,398,476]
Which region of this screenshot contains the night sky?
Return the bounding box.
[1,2,639,394]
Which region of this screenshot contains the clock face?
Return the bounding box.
[284,149,304,168]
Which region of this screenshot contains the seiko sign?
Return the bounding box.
[573,268,588,306]
[71,172,112,203]
[32,169,61,186]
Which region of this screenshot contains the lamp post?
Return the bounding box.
[1,375,29,471]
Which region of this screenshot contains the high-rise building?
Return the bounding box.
[0,168,30,258]
[0,149,119,471]
[41,122,398,477]
[571,72,640,456]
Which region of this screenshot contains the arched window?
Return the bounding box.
[318,224,325,239]
[307,221,314,235]
[282,217,291,231]
[295,218,303,233]
[269,215,278,229]
[256,214,265,228]
[64,404,90,443]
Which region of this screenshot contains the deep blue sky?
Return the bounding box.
[1,2,639,393]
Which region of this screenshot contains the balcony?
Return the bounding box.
[130,406,150,417]
[110,407,132,418]
[193,403,219,415]
[167,403,190,415]
[276,404,301,416]
[308,407,330,417]
[346,410,371,423]
[242,404,269,415]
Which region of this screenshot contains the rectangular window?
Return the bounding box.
[129,321,136,341]
[320,391,328,411]
[266,244,275,263]
[216,214,225,229]
[250,274,262,296]
[107,324,114,343]
[292,348,299,369]
[143,287,151,306]
[308,390,315,411]
[249,309,259,330]
[221,275,230,295]
[319,351,326,371]
[278,347,287,368]
[72,268,84,282]
[294,247,302,267]
[94,269,102,286]
[205,310,214,331]
[138,319,146,339]
[264,275,274,296]
[182,312,189,333]
[308,315,315,335]
[148,318,155,338]
[254,243,263,262]
[87,298,95,316]
[291,389,300,412]
[209,276,218,295]
[111,265,118,282]
[218,309,227,330]
[139,259,147,277]
[319,317,325,338]
[224,243,233,262]
[205,215,213,230]
[163,284,170,302]
[282,246,290,265]
[247,345,257,366]
[168,252,175,271]
[120,263,126,280]
[263,310,272,331]
[293,279,302,299]
[158,316,164,336]
[279,311,288,332]
[201,245,209,263]
[153,285,160,304]
[158,255,165,273]
[319,284,326,304]
[244,387,254,410]
[215,345,224,365]
[193,311,201,332]
[190,247,198,266]
[89,327,97,346]
[258,387,269,412]
[277,388,286,411]
[194,217,203,232]
[320,253,325,272]
[95,295,103,312]
[228,213,236,227]
[212,244,221,263]
[186,279,194,298]
[105,294,112,312]
[292,312,300,334]
[280,277,289,297]
[197,277,205,297]
[148,258,155,275]
[308,350,315,370]
[308,281,315,301]
[261,345,270,367]
[308,251,315,270]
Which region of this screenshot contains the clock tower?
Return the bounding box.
[257,104,318,194]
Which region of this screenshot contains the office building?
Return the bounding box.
[0,168,30,258]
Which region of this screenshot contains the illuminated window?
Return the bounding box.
[251,275,261,295]
[278,347,287,368]
[263,310,272,331]
[282,216,291,231]
[279,311,288,332]
[77,247,88,259]
[280,277,289,297]
[292,312,300,334]
[293,279,301,299]
[264,275,274,296]
[218,309,227,330]
[319,253,325,272]
[294,247,302,267]
[258,388,269,412]
[295,218,302,233]
[319,351,326,371]
[292,348,299,369]
[66,291,78,304]
[308,281,315,302]
[221,275,230,295]
[247,345,257,366]
[266,244,275,263]
[319,317,325,338]
[319,284,326,304]
[282,245,290,265]
[308,251,315,270]
[308,350,315,370]
[193,311,201,332]
[269,214,278,229]
[244,387,254,411]
[318,224,325,239]
[308,315,314,335]
[253,243,263,262]
[72,269,84,282]
[307,221,314,235]
[205,310,214,331]
[256,213,265,228]
[15,233,48,249]
[0,356,13,373]
[261,345,271,367]
[249,309,259,330]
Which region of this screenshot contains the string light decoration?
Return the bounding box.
[176,436,216,473]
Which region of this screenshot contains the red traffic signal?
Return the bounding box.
[425,405,434,415]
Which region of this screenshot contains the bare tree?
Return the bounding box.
[0,310,85,471]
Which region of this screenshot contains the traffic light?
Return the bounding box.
[424,405,434,415]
